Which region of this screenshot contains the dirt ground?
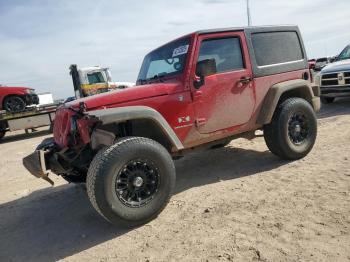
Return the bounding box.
[0,99,349,262]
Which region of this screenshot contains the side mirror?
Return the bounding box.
[194,59,217,89]
[330,56,337,63]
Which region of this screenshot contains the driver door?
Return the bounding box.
[191,32,255,134]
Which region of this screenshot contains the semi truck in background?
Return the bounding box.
[0,64,135,140]
[69,64,135,99]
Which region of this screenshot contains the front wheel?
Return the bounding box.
[86,137,176,227]
[264,97,317,160]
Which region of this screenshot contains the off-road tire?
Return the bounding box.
[264,97,317,160]
[3,95,26,113]
[86,137,176,227]
[321,97,335,104]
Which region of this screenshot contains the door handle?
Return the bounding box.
[239,76,252,84]
[195,118,206,127]
[193,90,203,99]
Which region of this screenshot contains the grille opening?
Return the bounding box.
[322,73,338,79]
[322,80,338,86]
[322,89,350,94]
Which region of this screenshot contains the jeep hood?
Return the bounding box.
[67,82,180,110]
[321,59,350,74]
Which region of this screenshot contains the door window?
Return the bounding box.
[197,37,244,73]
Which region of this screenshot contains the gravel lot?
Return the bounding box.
[0,99,349,262]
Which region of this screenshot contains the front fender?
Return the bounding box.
[0,90,28,106]
[87,106,184,150]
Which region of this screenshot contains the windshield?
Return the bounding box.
[137,37,190,84]
[316,58,328,62]
[337,45,350,61]
[87,72,106,84]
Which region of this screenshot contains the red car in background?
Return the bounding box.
[0,85,39,113]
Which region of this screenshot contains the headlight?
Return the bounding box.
[25,89,35,94]
[314,74,321,86]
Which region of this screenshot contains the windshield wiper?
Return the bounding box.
[138,73,167,85]
[149,73,167,83]
[138,79,147,85]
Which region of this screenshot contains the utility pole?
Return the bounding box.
[246,0,252,26]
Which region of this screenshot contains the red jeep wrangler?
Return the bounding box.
[24,25,320,226]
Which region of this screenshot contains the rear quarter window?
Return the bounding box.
[251,31,304,67]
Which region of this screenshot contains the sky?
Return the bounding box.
[0,0,349,99]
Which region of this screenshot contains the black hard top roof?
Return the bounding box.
[196,25,299,35]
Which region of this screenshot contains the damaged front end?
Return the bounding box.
[23,145,55,185]
[23,103,97,185]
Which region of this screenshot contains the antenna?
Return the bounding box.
[246,0,252,26]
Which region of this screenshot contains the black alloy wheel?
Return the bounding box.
[287,112,309,145]
[115,159,160,208]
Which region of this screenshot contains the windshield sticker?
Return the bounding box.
[172,45,189,57]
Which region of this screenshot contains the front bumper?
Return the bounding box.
[25,94,39,105]
[23,150,54,185]
[320,85,350,98]
[23,137,93,184]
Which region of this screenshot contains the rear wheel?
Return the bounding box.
[86,137,176,227]
[264,97,317,160]
[321,97,335,104]
[3,96,26,113]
